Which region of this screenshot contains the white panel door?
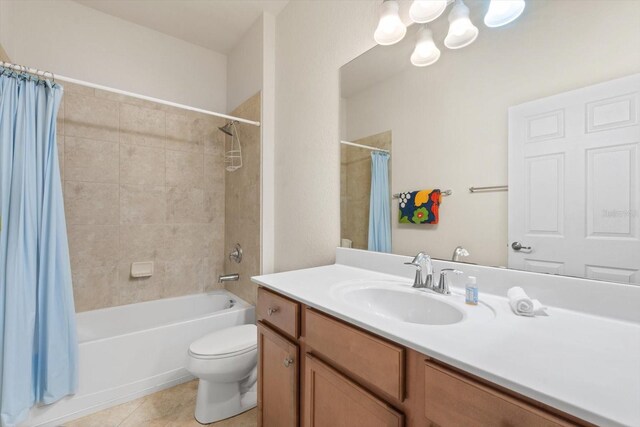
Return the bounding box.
[509,74,640,285]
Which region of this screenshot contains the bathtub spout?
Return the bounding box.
[218,273,239,283]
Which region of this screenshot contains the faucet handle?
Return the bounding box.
[405,262,423,287]
[436,269,463,295]
[409,252,427,265]
[405,252,433,289]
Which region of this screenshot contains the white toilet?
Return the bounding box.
[187,324,258,424]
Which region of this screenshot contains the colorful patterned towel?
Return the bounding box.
[398,189,442,224]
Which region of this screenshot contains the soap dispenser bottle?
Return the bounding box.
[465,276,478,305]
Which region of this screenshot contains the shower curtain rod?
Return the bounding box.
[0,61,261,127]
[340,140,390,153]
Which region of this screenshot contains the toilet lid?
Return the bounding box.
[189,324,257,357]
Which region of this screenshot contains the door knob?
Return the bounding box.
[283,357,294,368]
[511,241,532,251]
[267,307,279,316]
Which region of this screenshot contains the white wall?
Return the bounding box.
[224,12,276,276]
[227,16,264,113]
[0,1,5,39]
[274,1,379,271]
[261,12,277,275]
[0,0,227,111]
[0,1,5,30]
[344,0,640,267]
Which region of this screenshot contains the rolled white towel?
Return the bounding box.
[507,286,547,317]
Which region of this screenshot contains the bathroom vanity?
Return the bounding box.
[252,249,640,427]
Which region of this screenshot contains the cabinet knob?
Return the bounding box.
[267,307,279,316]
[283,357,294,368]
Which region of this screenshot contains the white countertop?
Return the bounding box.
[252,263,640,427]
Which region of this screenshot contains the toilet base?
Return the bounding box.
[194,379,257,424]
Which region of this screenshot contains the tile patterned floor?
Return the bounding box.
[65,381,257,427]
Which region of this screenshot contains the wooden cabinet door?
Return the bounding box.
[304,354,404,427]
[258,322,299,427]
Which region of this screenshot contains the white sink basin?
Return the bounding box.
[343,287,464,325]
[331,280,494,326]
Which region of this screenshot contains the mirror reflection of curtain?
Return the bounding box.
[0,68,77,425]
[368,151,391,253]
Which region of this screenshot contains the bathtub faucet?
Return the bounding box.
[218,273,239,283]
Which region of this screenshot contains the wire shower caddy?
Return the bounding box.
[224,121,242,172]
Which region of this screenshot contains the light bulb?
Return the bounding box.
[374,0,407,46]
[416,44,432,56]
[450,18,471,36]
[411,26,441,67]
[444,0,478,49]
[484,0,525,27]
[380,16,398,34]
[409,0,450,23]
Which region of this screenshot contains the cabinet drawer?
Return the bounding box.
[257,288,300,339]
[304,308,405,401]
[424,361,573,427]
[304,354,404,427]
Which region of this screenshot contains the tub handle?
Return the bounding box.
[283,357,294,368]
[267,307,279,316]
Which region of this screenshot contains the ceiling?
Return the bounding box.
[73,0,289,54]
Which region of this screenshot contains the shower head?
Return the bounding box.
[218,121,236,136]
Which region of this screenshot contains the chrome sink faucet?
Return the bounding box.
[405,252,433,289]
[434,268,463,295]
[451,246,470,262]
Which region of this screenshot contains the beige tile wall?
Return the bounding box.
[223,93,261,306]
[0,43,11,62]
[340,131,392,250]
[57,82,228,312]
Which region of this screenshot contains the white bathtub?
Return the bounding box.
[24,291,255,427]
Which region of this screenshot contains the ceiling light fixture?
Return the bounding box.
[411,26,441,67]
[409,0,452,24]
[444,0,478,49]
[373,0,526,69]
[374,0,407,46]
[484,0,526,27]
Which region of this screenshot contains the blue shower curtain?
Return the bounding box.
[368,151,391,253]
[0,68,77,427]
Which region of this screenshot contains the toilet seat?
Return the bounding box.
[188,324,257,359]
[189,345,256,360]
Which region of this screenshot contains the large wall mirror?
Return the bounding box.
[340,0,640,285]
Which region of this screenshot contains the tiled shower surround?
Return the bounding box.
[57,82,259,312]
[224,93,261,306]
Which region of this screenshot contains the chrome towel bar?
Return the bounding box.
[392,190,452,199]
[469,185,508,193]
